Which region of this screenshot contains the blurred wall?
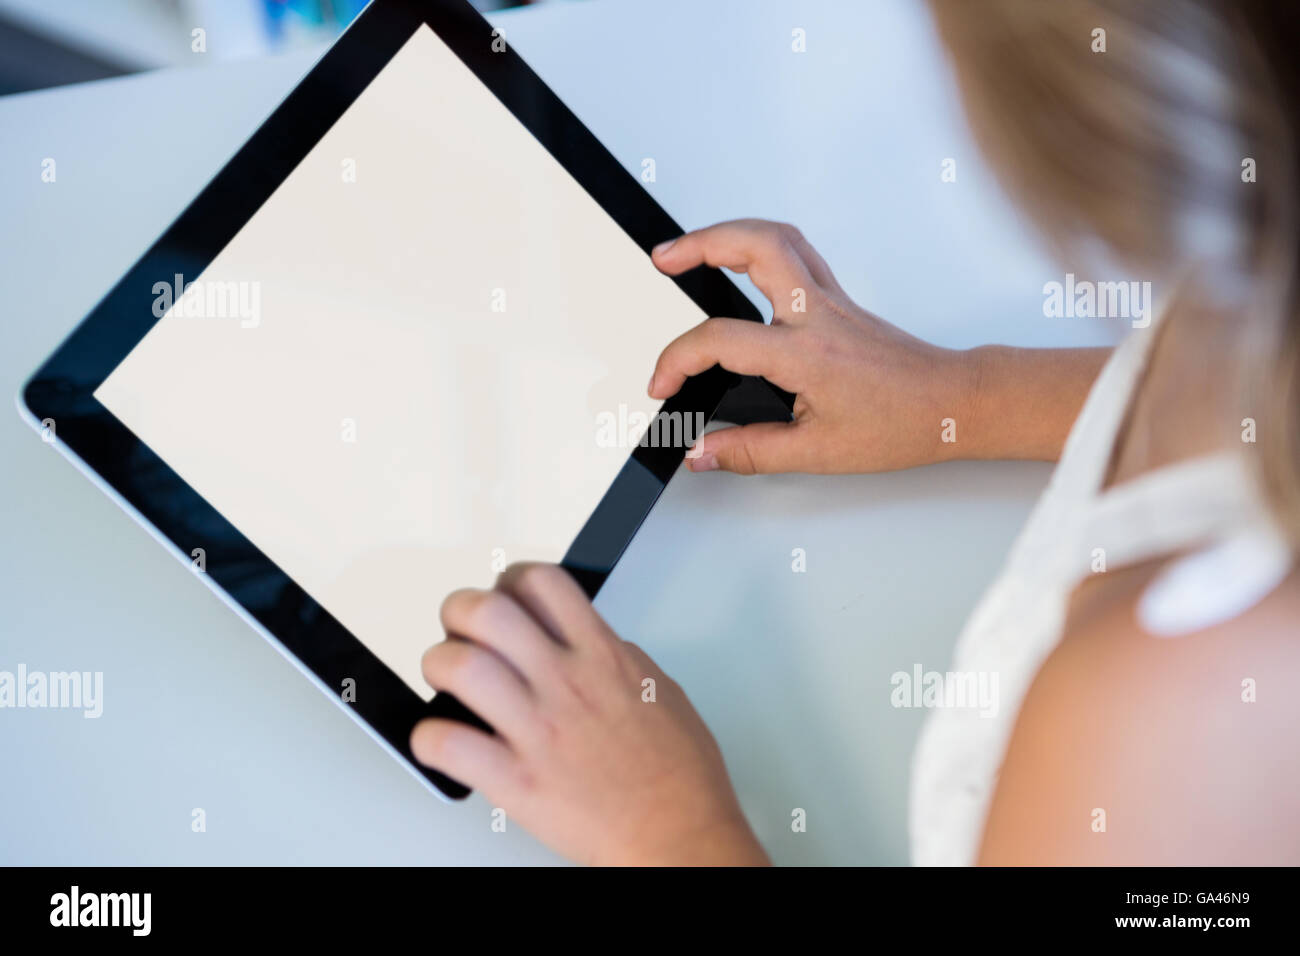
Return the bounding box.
[0,0,540,95]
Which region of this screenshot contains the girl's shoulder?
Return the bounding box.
[977,559,1300,865]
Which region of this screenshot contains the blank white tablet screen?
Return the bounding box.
[95,24,705,699]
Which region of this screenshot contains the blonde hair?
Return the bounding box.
[927,0,1300,547]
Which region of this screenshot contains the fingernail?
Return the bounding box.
[689,451,718,472]
[647,372,656,396]
[652,239,675,257]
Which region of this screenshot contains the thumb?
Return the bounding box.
[685,421,806,475]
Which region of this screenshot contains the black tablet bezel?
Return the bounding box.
[19,0,790,800]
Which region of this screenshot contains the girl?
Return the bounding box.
[410,0,1300,865]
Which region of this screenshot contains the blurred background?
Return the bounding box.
[0,0,546,95]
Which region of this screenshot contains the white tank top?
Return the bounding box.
[908,310,1294,866]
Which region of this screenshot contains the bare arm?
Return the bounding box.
[962,345,1112,463]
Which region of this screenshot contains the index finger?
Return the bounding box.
[651,219,817,315]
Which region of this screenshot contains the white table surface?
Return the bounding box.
[0,0,1118,865]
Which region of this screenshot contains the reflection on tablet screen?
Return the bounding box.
[94,25,704,699]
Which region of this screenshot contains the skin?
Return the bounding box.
[412,219,1300,866]
[981,289,1300,865]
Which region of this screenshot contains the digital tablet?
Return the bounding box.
[19,0,788,799]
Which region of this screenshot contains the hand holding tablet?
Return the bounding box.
[410,562,769,866]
